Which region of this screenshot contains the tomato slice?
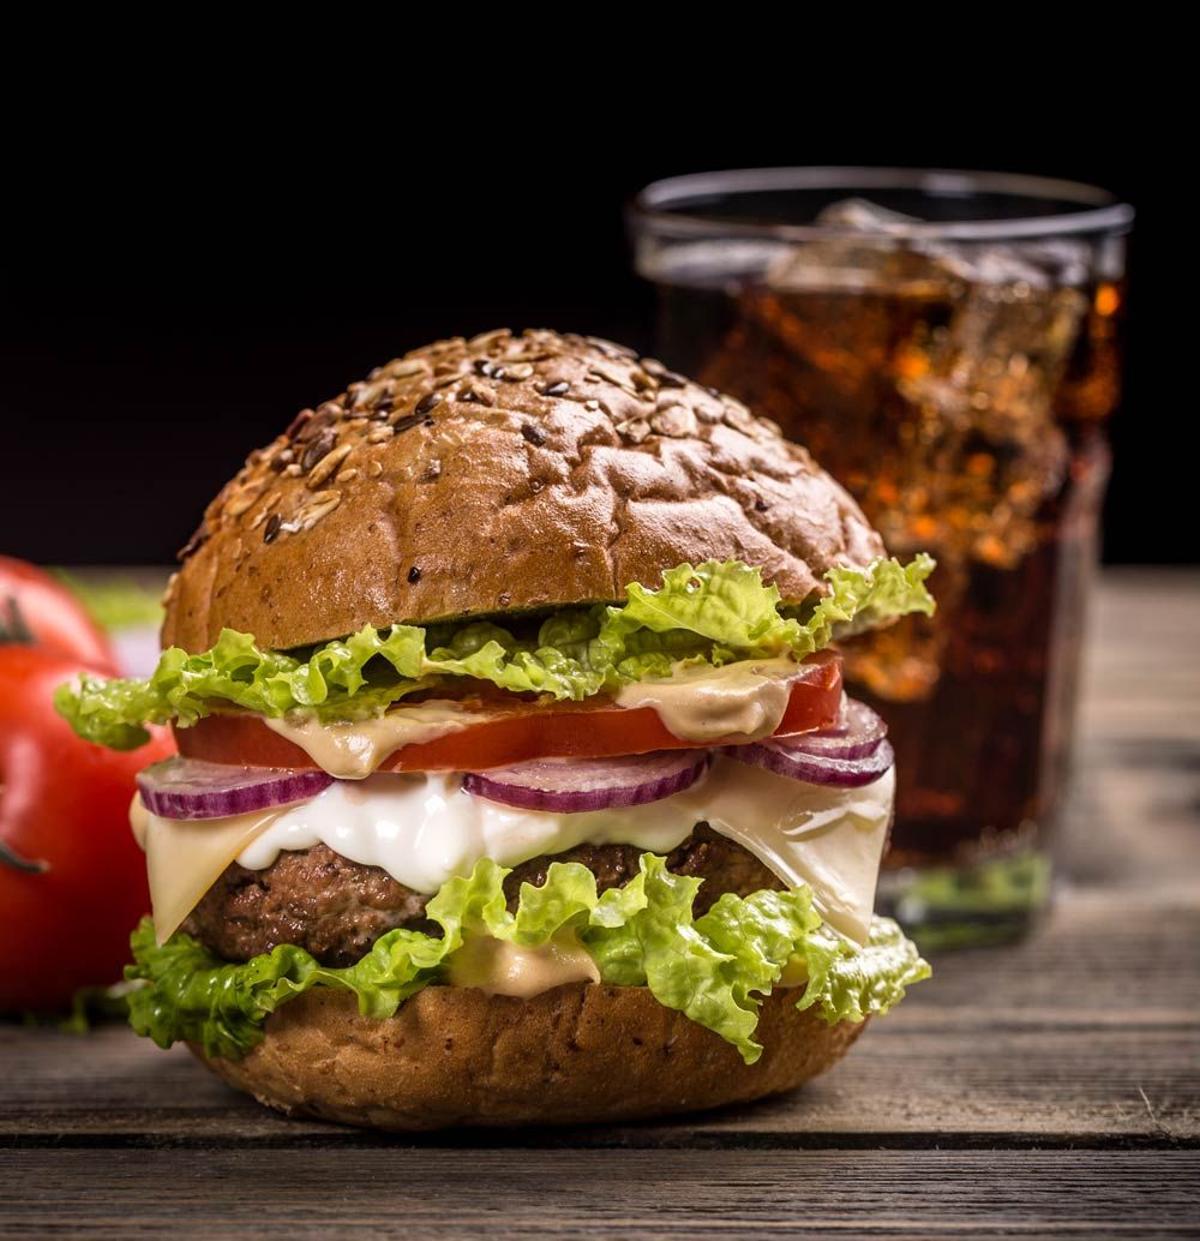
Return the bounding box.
[177,651,843,772]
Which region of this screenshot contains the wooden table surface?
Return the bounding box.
[3,569,1198,1238]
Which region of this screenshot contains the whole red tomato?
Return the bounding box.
[0,557,116,671]
[0,644,173,1012]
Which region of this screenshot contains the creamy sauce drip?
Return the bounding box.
[446,933,600,997]
[614,657,807,742]
[264,700,483,779]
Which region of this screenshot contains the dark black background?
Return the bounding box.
[0,110,1172,566]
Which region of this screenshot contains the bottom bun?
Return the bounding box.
[194,984,866,1130]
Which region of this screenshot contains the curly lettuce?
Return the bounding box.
[126,853,929,1065]
[57,555,935,750]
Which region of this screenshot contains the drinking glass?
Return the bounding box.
[631,168,1133,948]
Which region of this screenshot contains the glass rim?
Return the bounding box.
[631,166,1134,243]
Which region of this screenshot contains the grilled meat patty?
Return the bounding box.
[182,825,782,967]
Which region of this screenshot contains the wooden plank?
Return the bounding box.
[1,1149,1197,1238]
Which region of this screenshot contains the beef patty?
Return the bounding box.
[182,825,782,967]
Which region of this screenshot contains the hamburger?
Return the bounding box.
[58,328,935,1130]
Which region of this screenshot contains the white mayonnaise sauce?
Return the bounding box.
[235,770,704,895]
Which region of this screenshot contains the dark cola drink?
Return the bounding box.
[633,175,1131,946]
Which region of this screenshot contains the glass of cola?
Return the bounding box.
[631,168,1133,948]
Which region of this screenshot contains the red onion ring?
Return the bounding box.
[776,698,887,761]
[724,737,895,788]
[137,757,333,820]
[463,750,710,813]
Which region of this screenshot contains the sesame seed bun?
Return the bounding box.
[162,329,883,652]
[194,984,865,1131]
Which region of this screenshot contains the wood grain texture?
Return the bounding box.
[2,569,1198,1236]
[2,1150,1199,1239]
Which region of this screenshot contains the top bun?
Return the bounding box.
[163,329,883,652]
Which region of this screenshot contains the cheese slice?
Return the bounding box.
[141,803,284,943]
[684,762,894,944]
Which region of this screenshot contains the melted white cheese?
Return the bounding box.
[142,804,286,943]
[136,759,892,948]
[692,762,895,945]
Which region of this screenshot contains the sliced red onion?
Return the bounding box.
[725,736,894,788]
[776,698,887,761]
[137,757,333,820]
[463,750,710,813]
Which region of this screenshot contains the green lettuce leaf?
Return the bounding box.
[58,556,935,750]
[126,853,929,1064]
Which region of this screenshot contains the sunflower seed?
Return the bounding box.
[521,423,547,446]
[301,429,338,473]
[458,383,495,406]
[224,484,263,518]
[651,406,697,438]
[286,408,314,439]
[247,493,281,530]
[642,358,688,388]
[587,336,638,359]
[296,491,342,530]
[415,391,444,416]
[469,328,510,350]
[306,442,353,488]
[176,523,209,561]
[615,418,651,444]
